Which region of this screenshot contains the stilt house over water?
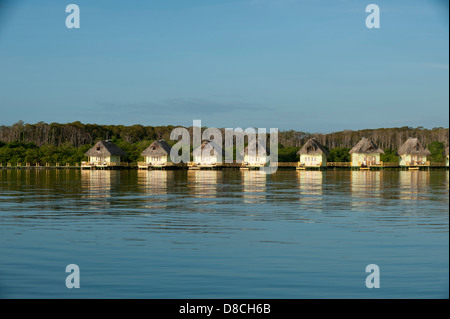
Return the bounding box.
[84,140,127,166]
[297,138,329,167]
[398,137,431,167]
[241,139,268,167]
[193,140,224,166]
[141,140,172,166]
[349,137,384,167]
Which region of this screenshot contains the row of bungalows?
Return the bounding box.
[191,139,269,169]
[138,139,227,169]
[296,137,384,169]
[82,138,449,170]
[297,137,444,170]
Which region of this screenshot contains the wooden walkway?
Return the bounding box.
[0,162,448,170]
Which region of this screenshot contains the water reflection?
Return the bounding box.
[0,168,79,192]
[81,170,115,207]
[350,171,382,210]
[398,171,430,201]
[241,171,267,204]
[187,170,220,198]
[351,171,382,196]
[137,170,172,209]
[297,171,323,196]
[295,171,324,212]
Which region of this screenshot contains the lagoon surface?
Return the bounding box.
[0,169,448,298]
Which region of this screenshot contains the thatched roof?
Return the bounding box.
[85,140,127,157]
[445,147,449,156]
[193,140,224,156]
[349,138,384,154]
[240,139,268,156]
[398,138,431,156]
[297,138,329,155]
[141,140,172,157]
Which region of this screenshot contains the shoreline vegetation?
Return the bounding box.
[0,121,448,165]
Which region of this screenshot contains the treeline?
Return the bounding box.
[0,121,177,147]
[278,126,449,150]
[0,121,448,164]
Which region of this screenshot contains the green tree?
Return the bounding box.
[327,147,351,162]
[278,145,299,162]
[428,141,445,162]
[380,149,399,163]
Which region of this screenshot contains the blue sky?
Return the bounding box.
[0,0,448,132]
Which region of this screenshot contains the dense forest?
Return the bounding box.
[0,121,448,164]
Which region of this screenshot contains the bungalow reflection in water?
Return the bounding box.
[137,170,171,209]
[241,171,267,203]
[187,170,221,197]
[398,171,430,200]
[350,171,382,209]
[137,170,171,194]
[81,170,117,208]
[297,171,324,209]
[297,171,323,194]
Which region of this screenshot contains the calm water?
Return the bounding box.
[0,169,448,298]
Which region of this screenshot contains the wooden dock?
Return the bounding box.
[137,162,186,170]
[0,162,448,171]
[0,162,81,169]
[81,161,132,170]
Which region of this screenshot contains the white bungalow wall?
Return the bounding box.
[399,154,428,166]
[351,153,381,167]
[244,154,267,165]
[299,154,327,167]
[88,155,121,164]
[194,155,220,165]
[145,155,170,165]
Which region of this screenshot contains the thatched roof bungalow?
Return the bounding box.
[398,138,431,166]
[241,139,268,166]
[193,140,224,165]
[297,138,329,167]
[349,138,384,167]
[141,140,172,165]
[85,140,127,165]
